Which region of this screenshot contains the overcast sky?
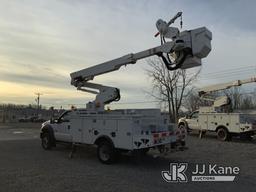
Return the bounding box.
[0,0,256,109]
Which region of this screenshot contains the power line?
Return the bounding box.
[200,69,253,78]
[183,65,256,82]
[199,73,256,81]
[200,65,256,76]
[200,70,256,80]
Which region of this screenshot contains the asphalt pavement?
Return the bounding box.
[0,123,255,192]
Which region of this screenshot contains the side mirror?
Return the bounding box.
[50,118,59,124]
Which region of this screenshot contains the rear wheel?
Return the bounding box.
[97,141,116,164]
[217,127,230,141]
[41,132,52,150]
[157,145,166,153]
[140,148,150,155]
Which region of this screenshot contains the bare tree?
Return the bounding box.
[183,88,201,112]
[240,95,254,109]
[224,87,241,110]
[221,87,256,110]
[147,58,200,123]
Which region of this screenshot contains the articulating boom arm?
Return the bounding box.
[70,12,212,111]
[77,82,120,111]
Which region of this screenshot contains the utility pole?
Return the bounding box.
[35,93,43,118]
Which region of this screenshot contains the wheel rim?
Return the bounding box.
[42,135,49,148]
[218,130,225,139]
[99,145,110,161]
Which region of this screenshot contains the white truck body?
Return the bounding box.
[200,113,256,133]
[42,108,179,151]
[179,110,256,140]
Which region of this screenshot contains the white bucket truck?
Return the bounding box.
[40,12,212,163]
[179,78,256,141]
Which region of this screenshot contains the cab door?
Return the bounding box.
[53,111,72,142]
[187,111,200,130]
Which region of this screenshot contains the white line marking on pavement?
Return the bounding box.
[13,131,24,134]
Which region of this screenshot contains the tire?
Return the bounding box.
[41,132,52,150]
[217,127,230,141]
[97,141,116,164]
[140,148,150,155]
[179,124,190,134]
[157,145,165,153]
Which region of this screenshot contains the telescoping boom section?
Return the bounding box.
[198,77,256,110]
[199,77,256,97]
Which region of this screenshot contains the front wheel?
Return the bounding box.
[179,124,190,134]
[97,141,116,164]
[41,132,52,150]
[217,128,230,141]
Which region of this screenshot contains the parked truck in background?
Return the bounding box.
[179,109,256,141]
[179,78,256,141]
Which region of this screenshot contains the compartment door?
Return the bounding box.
[71,119,83,143]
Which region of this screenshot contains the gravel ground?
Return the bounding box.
[0,123,255,192]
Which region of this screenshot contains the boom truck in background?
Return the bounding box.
[40,12,212,164]
[179,77,256,141]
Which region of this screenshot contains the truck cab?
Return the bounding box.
[179,110,200,131]
[186,111,200,130]
[48,110,72,142]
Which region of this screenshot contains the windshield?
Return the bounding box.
[58,110,71,121]
[191,111,199,119]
